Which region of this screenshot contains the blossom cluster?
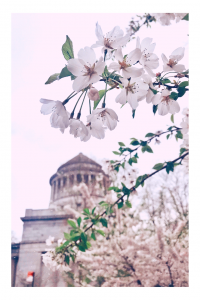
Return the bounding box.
[42,236,71,273]
[180,108,189,170]
[40,22,188,142]
[151,13,188,26]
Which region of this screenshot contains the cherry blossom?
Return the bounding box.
[69,119,88,138]
[92,22,131,54]
[161,47,185,72]
[108,47,143,79]
[151,13,187,25]
[115,78,148,109]
[40,99,70,133]
[142,74,157,103]
[152,89,180,116]
[87,87,100,101]
[46,236,55,246]
[85,120,106,140]
[136,37,159,77]
[67,47,105,92]
[87,108,119,131]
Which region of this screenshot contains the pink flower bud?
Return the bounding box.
[87,87,100,101]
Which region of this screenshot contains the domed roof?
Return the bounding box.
[49,153,103,185]
[58,153,101,171]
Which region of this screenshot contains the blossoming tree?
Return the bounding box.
[40,13,189,286]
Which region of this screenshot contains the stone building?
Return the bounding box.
[11,153,109,287]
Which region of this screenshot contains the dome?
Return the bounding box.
[49,153,103,185]
[48,153,110,210]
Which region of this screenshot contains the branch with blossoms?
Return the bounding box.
[40,21,189,141]
[42,150,188,270]
[127,13,188,35]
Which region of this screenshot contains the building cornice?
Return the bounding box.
[20,214,72,222]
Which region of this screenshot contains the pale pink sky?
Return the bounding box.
[12,13,188,240]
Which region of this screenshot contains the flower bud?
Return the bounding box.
[156,72,161,77]
[87,87,100,101]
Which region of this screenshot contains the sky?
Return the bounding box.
[11,13,188,241]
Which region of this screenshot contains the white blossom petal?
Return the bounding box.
[168,100,180,114]
[78,47,96,66]
[108,62,120,71]
[40,99,55,115]
[152,94,162,105]
[115,89,127,104]
[115,47,123,62]
[158,102,169,116]
[72,76,90,92]
[170,47,185,62]
[161,53,168,64]
[67,59,84,76]
[141,38,153,52]
[95,22,104,41]
[126,48,142,65]
[94,57,105,74]
[127,92,138,109]
[122,67,143,79]
[173,64,185,72]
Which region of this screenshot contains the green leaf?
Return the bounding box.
[166,162,174,174]
[180,147,187,156]
[153,105,158,114]
[93,90,105,109]
[151,88,158,95]
[166,134,170,139]
[77,217,82,228]
[179,81,189,87]
[130,140,140,146]
[170,114,174,123]
[83,208,90,215]
[175,131,183,140]
[62,35,74,61]
[59,66,73,79]
[153,163,164,171]
[140,141,147,146]
[170,92,178,100]
[45,73,59,84]
[70,254,75,263]
[141,145,153,153]
[135,174,148,188]
[92,207,96,215]
[70,235,80,242]
[86,241,92,249]
[182,13,189,21]
[108,186,121,193]
[132,109,136,118]
[161,78,171,84]
[100,218,108,228]
[78,245,86,252]
[81,232,87,244]
[134,153,139,158]
[178,86,186,97]
[91,232,96,240]
[145,133,155,137]
[97,230,105,237]
[125,200,132,208]
[118,201,124,209]
[113,151,121,155]
[67,219,77,229]
[121,162,125,169]
[65,255,70,265]
[128,156,137,165]
[64,232,71,240]
[118,142,125,147]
